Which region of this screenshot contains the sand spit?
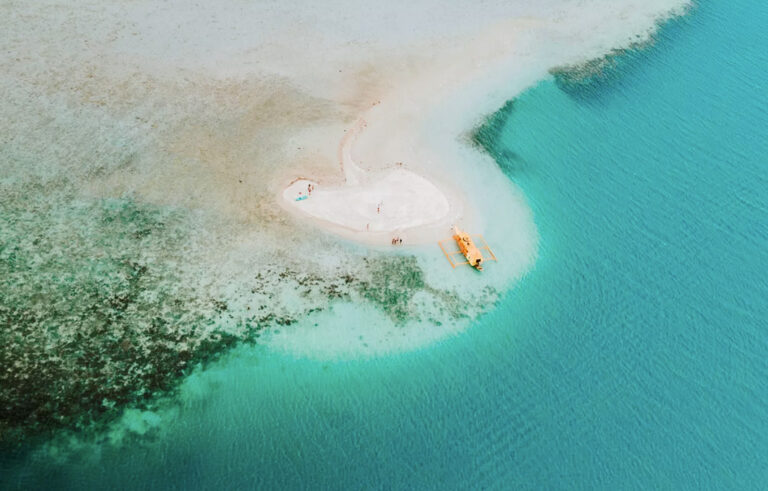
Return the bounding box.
[281,116,455,245]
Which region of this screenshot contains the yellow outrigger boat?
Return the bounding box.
[438,226,497,271]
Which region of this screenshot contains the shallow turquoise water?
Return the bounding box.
[4,0,768,488]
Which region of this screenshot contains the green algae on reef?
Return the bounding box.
[356,256,428,323]
[0,184,490,443]
[547,30,665,100]
[355,256,485,324]
[0,193,243,443]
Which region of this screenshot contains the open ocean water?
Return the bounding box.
[3,0,768,488]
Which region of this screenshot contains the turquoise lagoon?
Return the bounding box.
[4,0,768,488]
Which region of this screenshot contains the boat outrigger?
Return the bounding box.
[438,226,497,271]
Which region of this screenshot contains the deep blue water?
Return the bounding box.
[4,1,768,488]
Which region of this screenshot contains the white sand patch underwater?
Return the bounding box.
[0,0,691,372]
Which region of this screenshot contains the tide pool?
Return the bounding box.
[3,0,768,488]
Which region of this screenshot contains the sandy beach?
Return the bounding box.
[281,115,457,245]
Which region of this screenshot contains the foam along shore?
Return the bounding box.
[282,117,456,245]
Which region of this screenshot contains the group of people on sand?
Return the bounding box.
[391,236,403,245]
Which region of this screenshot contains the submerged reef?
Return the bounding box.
[0,190,236,443]
[355,256,484,324]
[549,3,691,98]
[548,32,664,99]
[470,100,528,178]
[0,176,488,444]
[549,52,625,95]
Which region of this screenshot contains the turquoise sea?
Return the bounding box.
[4,0,768,488]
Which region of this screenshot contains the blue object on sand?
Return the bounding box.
[295,195,308,201]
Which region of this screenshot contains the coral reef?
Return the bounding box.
[0,185,486,444]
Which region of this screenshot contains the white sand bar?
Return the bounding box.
[282,118,454,243]
[284,169,449,233]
